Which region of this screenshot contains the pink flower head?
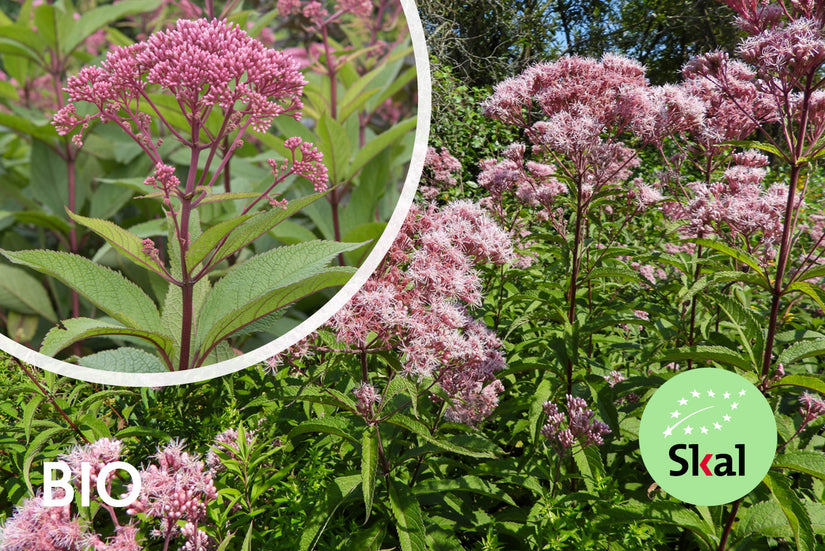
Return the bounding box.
[0,493,86,551]
[420,147,462,198]
[541,394,611,452]
[60,438,123,490]
[126,440,217,541]
[604,370,627,387]
[353,382,382,419]
[799,391,825,422]
[325,201,513,425]
[54,18,307,142]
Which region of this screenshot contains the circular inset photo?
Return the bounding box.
[0,0,428,385]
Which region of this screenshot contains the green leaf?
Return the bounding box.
[23,426,66,495]
[572,445,606,492]
[346,117,417,179]
[194,241,360,358]
[785,281,825,312]
[604,499,716,548]
[30,140,70,217]
[80,347,168,374]
[315,113,352,184]
[7,312,39,342]
[773,375,825,395]
[388,480,427,551]
[361,427,379,520]
[586,266,642,283]
[763,470,815,551]
[735,500,792,541]
[693,238,767,280]
[412,475,516,506]
[774,451,825,480]
[299,475,361,551]
[1,249,160,330]
[40,317,174,363]
[62,0,161,54]
[68,210,167,277]
[0,113,57,142]
[0,26,46,61]
[0,263,57,321]
[385,414,496,458]
[240,521,253,551]
[726,139,785,159]
[778,340,825,366]
[658,345,752,371]
[193,193,324,269]
[287,416,361,445]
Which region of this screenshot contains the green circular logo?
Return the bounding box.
[639,368,776,506]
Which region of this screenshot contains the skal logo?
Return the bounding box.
[639,368,776,506]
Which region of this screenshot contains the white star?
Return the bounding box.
[714,422,722,430]
[723,414,731,422]
[731,402,739,410]
[707,390,715,398]
[679,398,688,406]
[684,425,693,435]
[723,392,730,399]
[664,426,673,437]
[671,410,680,418]
[691,390,700,398]
[739,389,746,396]
[700,426,709,434]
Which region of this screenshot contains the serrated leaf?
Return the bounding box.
[735,500,791,541]
[778,340,825,366]
[773,375,825,395]
[785,282,825,312]
[658,345,752,371]
[346,117,416,180]
[316,113,352,184]
[385,414,496,458]
[23,426,67,495]
[68,210,167,277]
[361,427,379,520]
[412,475,516,506]
[1,249,160,330]
[0,264,56,320]
[388,480,427,551]
[693,238,767,280]
[288,416,361,445]
[774,451,825,480]
[299,474,361,551]
[194,241,360,359]
[40,317,174,365]
[194,193,324,269]
[80,347,168,374]
[763,470,815,551]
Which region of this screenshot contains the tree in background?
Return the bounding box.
[419,0,741,87]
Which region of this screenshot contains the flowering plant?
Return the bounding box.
[0,0,416,373]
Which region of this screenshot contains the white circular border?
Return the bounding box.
[0,0,431,386]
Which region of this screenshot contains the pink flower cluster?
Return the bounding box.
[420,147,462,199]
[0,435,234,550]
[126,440,216,546]
[55,18,306,142]
[661,150,791,260]
[0,493,86,551]
[354,383,382,419]
[328,200,514,424]
[52,18,327,209]
[541,395,611,452]
[799,392,825,422]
